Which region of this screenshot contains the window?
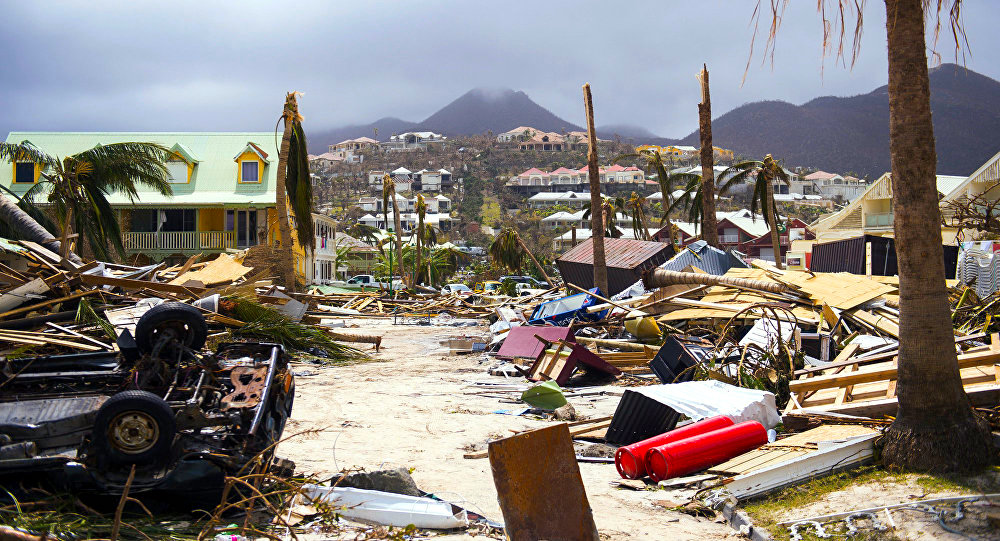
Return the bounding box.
[241,160,260,183]
[166,161,188,183]
[14,162,35,183]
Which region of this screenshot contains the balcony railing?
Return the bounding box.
[865,212,894,228]
[124,231,235,252]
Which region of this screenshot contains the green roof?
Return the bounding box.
[2,132,279,207]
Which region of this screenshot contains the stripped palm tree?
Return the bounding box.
[488,226,554,287]
[0,140,172,261]
[381,175,406,288]
[414,194,426,285]
[719,155,790,269]
[275,92,314,291]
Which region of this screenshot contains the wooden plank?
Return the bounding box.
[835,362,860,405]
[169,253,251,287]
[0,331,100,351]
[0,289,99,320]
[80,273,206,297]
[488,424,599,541]
[791,349,1000,394]
[850,310,900,338]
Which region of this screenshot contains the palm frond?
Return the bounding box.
[286,123,315,249]
[71,142,173,199]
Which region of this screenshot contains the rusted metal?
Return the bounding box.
[488,424,599,541]
[557,237,675,296]
[221,366,268,410]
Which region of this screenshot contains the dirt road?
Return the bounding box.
[279,321,735,540]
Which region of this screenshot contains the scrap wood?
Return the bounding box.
[326,331,382,351]
[769,271,896,310]
[168,253,252,287]
[80,273,206,298]
[0,289,100,320]
[643,268,789,295]
[0,329,101,351]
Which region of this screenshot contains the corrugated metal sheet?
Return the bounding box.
[958,249,1000,297]
[605,389,681,445]
[810,235,959,279]
[661,240,749,276]
[556,237,674,296]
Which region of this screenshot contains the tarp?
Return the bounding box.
[629,380,780,429]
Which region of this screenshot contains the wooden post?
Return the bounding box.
[865,241,873,278]
[571,225,577,245]
[697,65,719,247]
[583,83,609,295]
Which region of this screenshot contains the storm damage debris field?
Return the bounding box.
[279,321,734,541]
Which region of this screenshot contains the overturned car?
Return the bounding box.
[0,302,295,503]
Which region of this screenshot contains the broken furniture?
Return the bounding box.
[526,336,621,385]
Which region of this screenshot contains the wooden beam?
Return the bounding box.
[80,273,206,297]
[0,289,99,320]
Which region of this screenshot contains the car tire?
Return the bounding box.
[92,390,176,465]
[135,302,208,355]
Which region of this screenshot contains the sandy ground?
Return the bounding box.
[278,321,736,540]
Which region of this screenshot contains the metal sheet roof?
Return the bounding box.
[558,237,674,269]
[662,240,749,275]
[3,132,278,207]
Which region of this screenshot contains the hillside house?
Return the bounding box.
[507,165,645,195]
[383,132,446,152]
[664,209,814,263]
[804,171,867,201]
[328,137,378,163]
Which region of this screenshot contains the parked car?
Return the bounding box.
[441,283,473,296]
[473,280,503,294]
[0,303,294,504]
[516,282,547,297]
[500,275,547,288]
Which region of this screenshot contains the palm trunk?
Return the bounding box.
[0,195,82,264]
[415,213,423,286]
[582,84,609,294]
[515,230,554,287]
[276,95,297,291]
[766,187,783,269]
[697,65,720,247]
[880,0,990,472]
[643,268,787,294]
[390,187,405,288]
[59,207,74,261]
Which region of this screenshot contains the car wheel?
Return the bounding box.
[93,390,176,465]
[135,302,208,355]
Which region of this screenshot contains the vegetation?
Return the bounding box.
[274,92,313,291]
[721,154,791,269]
[489,226,554,286]
[0,140,172,261]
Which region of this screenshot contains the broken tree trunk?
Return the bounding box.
[642,268,788,294]
[697,64,719,247]
[582,83,609,295]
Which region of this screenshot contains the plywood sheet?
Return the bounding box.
[488,424,599,541]
[169,253,252,287]
[771,271,895,310]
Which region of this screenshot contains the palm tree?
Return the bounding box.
[720,155,790,269]
[275,92,314,292]
[625,192,649,240]
[582,84,609,294]
[582,196,624,238]
[1,140,172,261]
[752,0,990,471]
[381,175,406,288]
[697,65,720,247]
[414,194,426,286]
[488,226,554,287]
[665,173,707,233]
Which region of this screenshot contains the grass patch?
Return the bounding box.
[742,466,905,541]
[742,465,1000,541]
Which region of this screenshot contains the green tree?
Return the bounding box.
[720,154,790,268]
[489,226,554,287]
[0,140,172,261]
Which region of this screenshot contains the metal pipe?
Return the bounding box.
[248,346,280,436]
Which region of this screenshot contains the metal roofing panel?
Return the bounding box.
[557,237,673,269]
[2,132,278,207]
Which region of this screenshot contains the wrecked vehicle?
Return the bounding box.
[0,302,295,503]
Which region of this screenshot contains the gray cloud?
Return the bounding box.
[2,0,998,138]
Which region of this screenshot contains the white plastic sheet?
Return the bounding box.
[630,380,781,429]
[301,485,469,529]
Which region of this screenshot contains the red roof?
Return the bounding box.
[551,167,577,175]
[625,166,641,171]
[606,164,626,172]
[519,167,546,176]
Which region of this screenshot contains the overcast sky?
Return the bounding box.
[2,1,998,138]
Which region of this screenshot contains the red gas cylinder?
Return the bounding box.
[615,416,734,479]
[645,421,768,482]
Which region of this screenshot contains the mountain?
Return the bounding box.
[309,88,583,151]
[676,63,1000,177]
[416,88,583,136]
[596,124,663,141]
